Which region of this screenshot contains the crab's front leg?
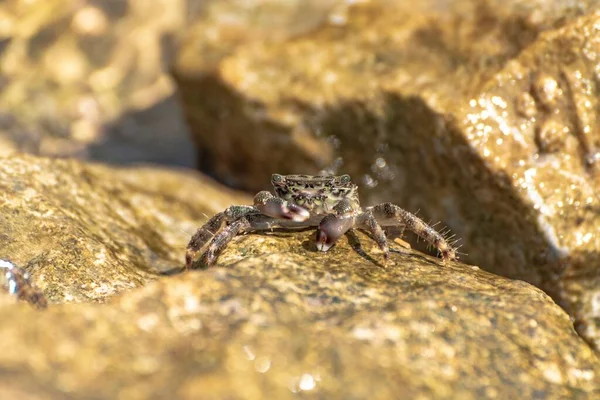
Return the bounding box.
[316,199,360,251]
[254,191,309,221]
[368,203,457,262]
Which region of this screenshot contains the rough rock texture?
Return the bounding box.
[184,0,339,59]
[2,1,600,397]
[3,228,600,398]
[0,153,248,303]
[0,0,194,166]
[173,0,600,348]
[0,154,597,398]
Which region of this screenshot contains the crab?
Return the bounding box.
[186,174,458,268]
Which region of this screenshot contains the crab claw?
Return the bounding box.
[263,200,309,222]
[286,204,310,222]
[316,214,354,252]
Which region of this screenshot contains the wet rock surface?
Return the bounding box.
[2,225,600,398]
[175,0,599,189]
[0,153,247,303]
[0,154,596,398]
[2,0,600,398]
[174,1,600,348]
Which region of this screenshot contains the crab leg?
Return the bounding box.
[359,211,392,261]
[195,217,252,268]
[367,203,456,261]
[186,205,255,268]
[186,212,227,267]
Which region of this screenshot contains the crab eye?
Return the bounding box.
[271,174,284,184]
[339,174,351,184]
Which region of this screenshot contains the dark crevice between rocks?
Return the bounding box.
[87,94,197,168]
[172,73,333,190]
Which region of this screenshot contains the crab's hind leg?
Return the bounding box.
[369,203,457,262]
[316,199,359,251]
[186,205,255,268]
[254,191,309,221]
[186,212,227,267]
[195,217,252,268]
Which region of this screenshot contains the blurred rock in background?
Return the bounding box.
[0,0,194,166]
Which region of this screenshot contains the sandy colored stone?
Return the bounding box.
[173,0,600,348]
[0,153,248,303]
[175,0,598,188]
[0,153,597,398]
[0,229,598,398]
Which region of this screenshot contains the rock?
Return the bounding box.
[1,229,599,398]
[0,2,598,396]
[456,11,600,350]
[174,0,597,190]
[0,153,248,303]
[0,0,195,167]
[0,153,597,398]
[173,1,600,348]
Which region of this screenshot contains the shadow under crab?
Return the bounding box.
[186,174,458,268]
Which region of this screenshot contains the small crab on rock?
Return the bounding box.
[186,174,458,268]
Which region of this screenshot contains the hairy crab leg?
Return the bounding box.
[368,203,457,262]
[186,205,256,268]
[254,191,309,221]
[186,211,227,267]
[193,212,328,268]
[359,211,392,261]
[196,217,252,268]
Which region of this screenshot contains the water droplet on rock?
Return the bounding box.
[533,74,560,109]
[515,92,537,118]
[535,119,565,153]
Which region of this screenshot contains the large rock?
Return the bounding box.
[0,154,597,398]
[173,1,600,348]
[174,0,597,189]
[0,153,596,397]
[0,0,342,167]
[1,230,599,398]
[0,153,248,303]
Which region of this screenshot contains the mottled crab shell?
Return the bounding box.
[271,174,359,214]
